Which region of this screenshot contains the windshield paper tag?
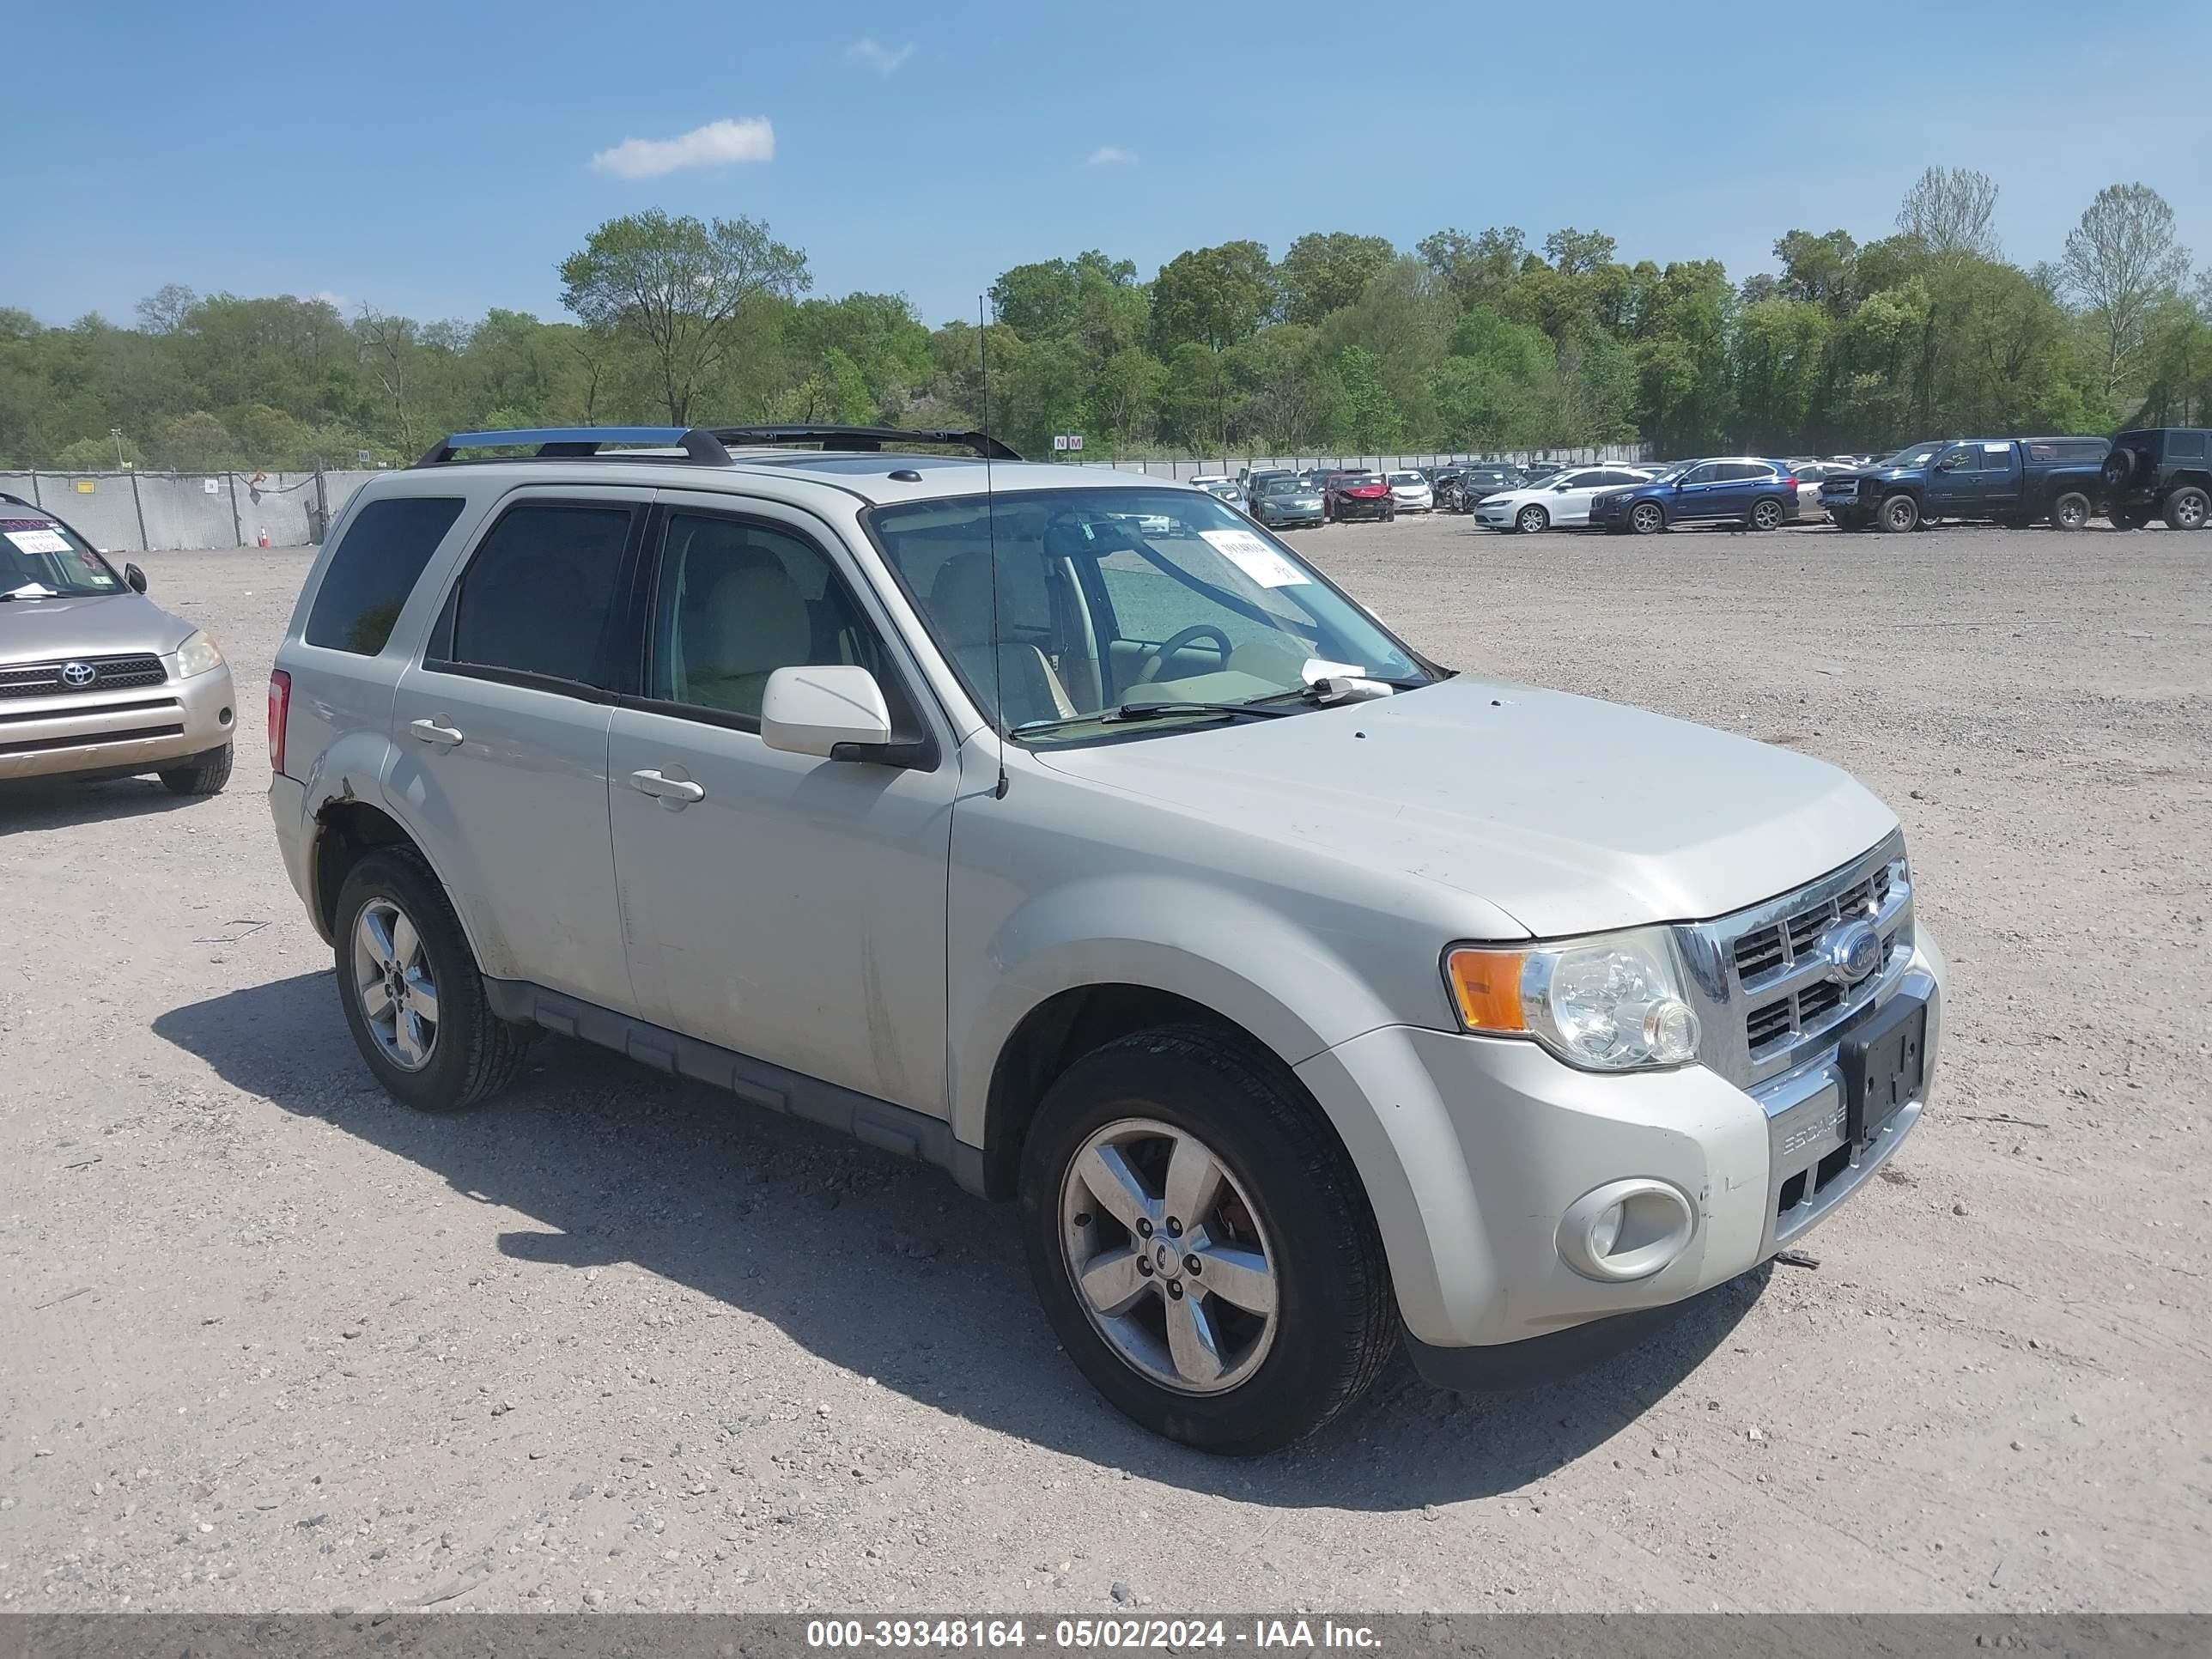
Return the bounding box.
[1199,528,1310,588]
[1302,658,1364,683]
[5,529,70,555]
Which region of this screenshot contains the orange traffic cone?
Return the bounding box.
[257,526,270,548]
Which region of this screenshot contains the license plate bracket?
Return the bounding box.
[1840,992,1927,1145]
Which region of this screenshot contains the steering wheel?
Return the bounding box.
[1137,623,1236,684]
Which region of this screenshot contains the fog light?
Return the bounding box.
[1558,1178,1697,1282]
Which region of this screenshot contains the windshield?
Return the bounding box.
[1881,444,1942,469]
[1388,472,1424,486]
[864,488,1431,742]
[1259,478,1308,496]
[2,517,125,599]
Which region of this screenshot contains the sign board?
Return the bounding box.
[1051,435,1067,451]
[1067,434,1084,452]
[202,477,221,495]
[74,479,95,493]
[357,449,372,465]
[1051,434,1085,453]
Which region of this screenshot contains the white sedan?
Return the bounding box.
[1474,465,1658,533]
[1385,470,1434,513]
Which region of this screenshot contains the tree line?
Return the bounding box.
[2,168,2203,473]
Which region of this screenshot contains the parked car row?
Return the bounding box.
[1817,428,2209,534]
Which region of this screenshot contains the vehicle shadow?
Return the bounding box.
[0,775,204,831]
[153,972,1765,1510]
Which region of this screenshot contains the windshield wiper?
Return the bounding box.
[1014,700,1299,738]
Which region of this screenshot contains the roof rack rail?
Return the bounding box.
[411,427,733,467]
[708,424,1022,461]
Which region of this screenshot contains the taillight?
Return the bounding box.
[267,669,291,777]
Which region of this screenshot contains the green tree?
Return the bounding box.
[1732,298,1830,450]
[1276,233,1396,325]
[1333,348,1401,449]
[1416,227,1525,309]
[54,433,144,470]
[2062,183,2191,398]
[1151,241,1273,448]
[152,410,233,470]
[1771,230,1860,315]
[558,209,811,423]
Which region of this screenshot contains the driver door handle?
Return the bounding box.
[409,719,464,747]
[629,768,706,806]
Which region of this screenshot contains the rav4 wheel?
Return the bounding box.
[1629,501,1666,536]
[1516,504,1550,534]
[1018,1026,1395,1454]
[2049,492,2092,532]
[2164,486,2209,531]
[334,848,530,1113]
[1749,496,1785,532]
[1879,494,1921,533]
[158,744,233,796]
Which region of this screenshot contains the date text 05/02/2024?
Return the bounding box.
[805,1618,1382,1650]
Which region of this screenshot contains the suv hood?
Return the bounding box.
[0,590,190,661]
[1036,675,1898,937]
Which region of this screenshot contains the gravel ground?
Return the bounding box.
[2,515,2207,1615]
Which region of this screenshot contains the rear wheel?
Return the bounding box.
[2163,486,2209,531]
[1516,503,1550,534]
[334,848,530,1114]
[1018,1026,1395,1454]
[1749,496,1786,532]
[157,744,233,796]
[1879,493,1921,533]
[2049,492,2092,532]
[1629,501,1665,536]
[2110,505,2147,530]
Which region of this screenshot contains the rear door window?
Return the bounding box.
[304,496,466,655]
[437,502,636,692]
[2166,431,2207,459]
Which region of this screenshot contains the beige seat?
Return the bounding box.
[926,552,1078,729]
[678,547,815,720]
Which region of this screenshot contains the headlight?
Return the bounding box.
[174,629,225,678]
[1443,927,1700,1072]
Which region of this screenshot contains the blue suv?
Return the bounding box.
[1590,458,1802,535]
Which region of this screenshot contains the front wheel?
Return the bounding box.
[157,744,233,796]
[2110,505,2147,530]
[1516,504,1550,534]
[2049,492,2092,532]
[2163,486,2209,532]
[1749,496,1786,532]
[1018,1027,1396,1454]
[1629,501,1666,536]
[334,848,531,1113]
[1879,493,1921,533]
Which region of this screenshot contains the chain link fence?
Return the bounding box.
[0,466,388,551]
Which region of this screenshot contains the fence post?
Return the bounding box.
[28,470,41,507]
[227,472,243,546]
[128,468,149,553]
[314,461,328,544]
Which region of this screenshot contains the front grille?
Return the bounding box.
[1696,836,1912,1073]
[0,720,185,757]
[0,653,168,699]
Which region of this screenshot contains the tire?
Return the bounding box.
[2110,506,2147,531]
[1017,1024,1396,1455]
[1749,496,1786,532]
[2048,492,2092,532]
[2162,486,2209,532]
[333,847,531,1114]
[1629,501,1666,536]
[1878,493,1920,533]
[157,744,233,796]
[2101,448,2136,495]
[1832,509,1865,532]
[1516,503,1550,534]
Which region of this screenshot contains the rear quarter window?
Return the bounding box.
[305,496,467,655]
[2166,431,2207,459]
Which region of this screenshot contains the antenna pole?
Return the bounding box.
[979,296,1008,799]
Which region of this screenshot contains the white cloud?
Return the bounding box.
[848,37,915,76]
[1086,145,1138,167]
[590,117,775,180]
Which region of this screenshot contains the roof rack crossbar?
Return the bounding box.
[707,424,1021,462]
[412,427,733,467]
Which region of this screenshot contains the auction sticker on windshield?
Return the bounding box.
[5,528,72,555]
[1200,528,1309,588]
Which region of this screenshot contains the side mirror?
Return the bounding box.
[125,563,149,592]
[761,664,895,761]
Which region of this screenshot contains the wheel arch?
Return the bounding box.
[301,746,499,972]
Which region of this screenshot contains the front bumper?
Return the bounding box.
[1295,930,1943,1366]
[0,660,236,781]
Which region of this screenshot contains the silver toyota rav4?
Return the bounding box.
[1,495,236,793]
[266,425,1943,1454]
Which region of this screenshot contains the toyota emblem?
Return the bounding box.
[60,660,96,688]
[1823,920,1882,984]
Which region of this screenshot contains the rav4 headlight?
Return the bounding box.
[1444,927,1700,1072]
[174,629,225,678]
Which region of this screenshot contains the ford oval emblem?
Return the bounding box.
[1824,920,1881,984]
[60,660,96,688]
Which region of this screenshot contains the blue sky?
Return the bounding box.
[11,1,2206,330]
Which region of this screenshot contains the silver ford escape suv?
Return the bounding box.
[1,495,235,793]
[265,424,1945,1454]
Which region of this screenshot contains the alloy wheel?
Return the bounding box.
[1059,1116,1279,1395]
[351,896,439,1072]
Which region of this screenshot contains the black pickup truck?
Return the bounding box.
[1819,435,2111,532]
